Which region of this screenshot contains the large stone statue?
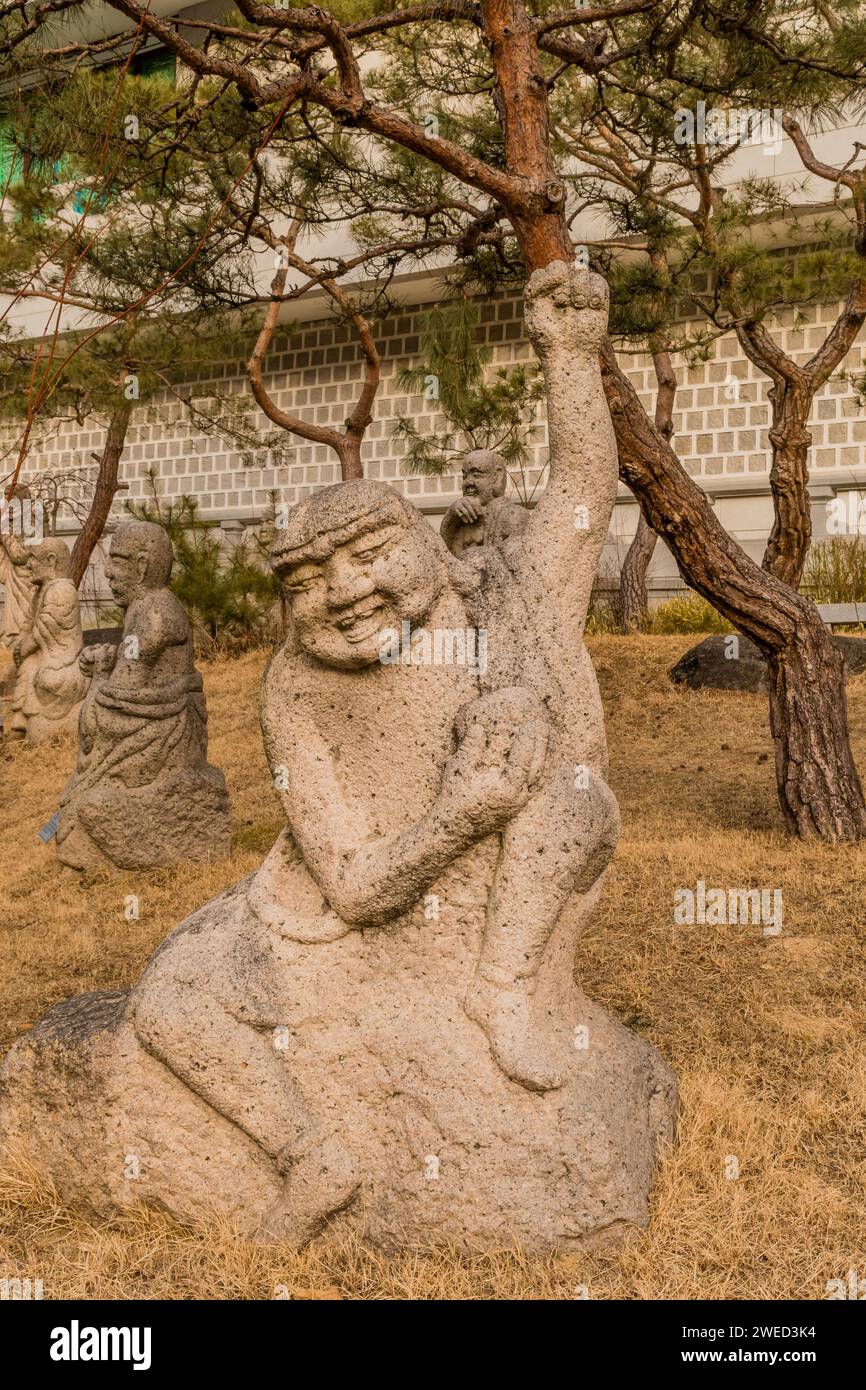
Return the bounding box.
[4,538,88,742]
[0,264,676,1254]
[55,520,231,870]
[0,524,36,702]
[0,517,37,651]
[439,448,530,555]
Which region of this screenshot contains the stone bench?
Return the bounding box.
[816,603,866,628]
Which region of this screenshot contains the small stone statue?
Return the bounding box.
[5,538,88,742]
[56,520,231,870]
[1,265,675,1254]
[439,449,530,555]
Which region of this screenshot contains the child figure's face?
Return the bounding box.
[461,460,501,506]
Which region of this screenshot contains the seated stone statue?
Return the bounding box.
[439,449,530,555]
[5,539,88,742]
[56,520,231,870]
[0,264,675,1254]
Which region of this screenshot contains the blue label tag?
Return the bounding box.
[37,811,60,843]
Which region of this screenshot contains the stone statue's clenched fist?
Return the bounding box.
[524,259,609,358]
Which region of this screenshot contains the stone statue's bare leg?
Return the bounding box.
[465,763,619,1091]
[131,963,359,1240]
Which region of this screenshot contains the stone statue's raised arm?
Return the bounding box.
[517,261,618,627]
[0,530,30,567]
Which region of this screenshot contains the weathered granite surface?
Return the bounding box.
[1,264,676,1253]
[56,521,231,870]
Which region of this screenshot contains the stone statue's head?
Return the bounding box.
[105,521,173,608]
[461,450,507,507]
[271,480,449,669]
[27,538,72,585]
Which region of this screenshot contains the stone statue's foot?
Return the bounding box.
[266,1131,361,1244]
[465,972,565,1092]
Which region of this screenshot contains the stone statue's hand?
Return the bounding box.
[524,259,609,358]
[438,688,548,836]
[454,498,483,524]
[85,643,117,675]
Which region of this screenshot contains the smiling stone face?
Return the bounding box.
[272,481,448,670]
[461,451,506,505]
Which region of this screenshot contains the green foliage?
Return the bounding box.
[804,536,866,605]
[127,473,282,653]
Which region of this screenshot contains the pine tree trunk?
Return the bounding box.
[619,346,672,630]
[69,401,133,588]
[762,380,813,588]
[767,629,865,839]
[601,342,866,841]
[339,432,364,481]
[620,511,658,631]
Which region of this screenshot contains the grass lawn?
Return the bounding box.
[1,636,865,1299]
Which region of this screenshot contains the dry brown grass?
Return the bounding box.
[2,636,865,1300]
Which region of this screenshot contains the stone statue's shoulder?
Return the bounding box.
[132,586,190,643]
[155,586,190,622]
[263,643,320,712]
[504,498,530,525]
[44,577,80,612]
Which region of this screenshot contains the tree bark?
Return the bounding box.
[620,511,658,630]
[732,319,816,591]
[69,399,133,588]
[620,345,673,629]
[762,377,813,588]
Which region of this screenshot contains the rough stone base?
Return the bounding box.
[0,853,677,1255]
[56,766,232,871]
[669,633,866,694]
